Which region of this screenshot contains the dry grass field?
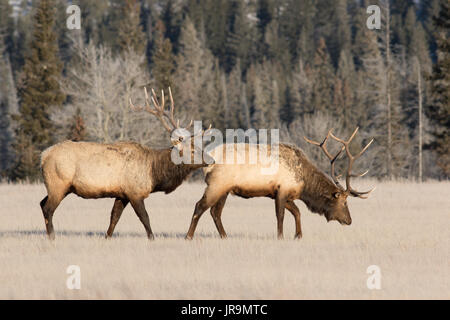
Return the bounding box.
[0,180,448,299]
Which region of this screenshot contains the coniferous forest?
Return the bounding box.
[0,0,448,181]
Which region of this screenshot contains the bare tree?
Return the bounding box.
[56,41,166,146]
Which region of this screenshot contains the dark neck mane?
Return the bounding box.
[149,148,204,194]
[299,160,340,216]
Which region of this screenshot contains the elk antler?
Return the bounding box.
[129,87,193,133]
[304,130,345,189]
[329,127,375,198]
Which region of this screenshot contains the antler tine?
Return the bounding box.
[160,87,181,129]
[349,169,369,178]
[348,127,359,143]
[150,88,161,111]
[329,127,374,198]
[304,130,344,189]
[303,136,321,146]
[130,87,194,134]
[129,87,152,114]
[129,97,138,111]
[303,130,333,159]
[355,138,374,159]
[168,87,175,123]
[129,87,174,134]
[167,86,192,130]
[349,186,376,199]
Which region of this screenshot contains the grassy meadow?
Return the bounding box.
[0,180,448,299]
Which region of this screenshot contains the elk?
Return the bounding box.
[40,87,212,240]
[185,128,374,240]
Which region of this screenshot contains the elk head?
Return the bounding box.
[130,87,214,166]
[304,128,375,225]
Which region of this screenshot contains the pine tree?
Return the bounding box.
[419,0,440,46]
[296,0,317,62]
[11,0,65,181]
[310,38,335,114]
[9,0,33,74]
[0,55,18,178]
[256,0,274,39]
[116,0,147,55]
[78,0,111,46]
[318,0,351,68]
[226,61,245,128]
[280,57,314,126]
[0,0,13,57]
[334,50,356,128]
[0,98,11,178]
[223,0,250,73]
[174,18,217,124]
[427,0,450,177]
[203,0,228,63]
[152,20,175,92]
[256,0,275,59]
[248,61,280,129]
[403,6,432,74]
[279,0,303,61]
[0,1,13,177]
[161,0,182,53]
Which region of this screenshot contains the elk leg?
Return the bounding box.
[210,193,228,239]
[185,195,211,240]
[285,200,302,239]
[40,194,64,240]
[186,185,225,240]
[105,198,129,238]
[275,191,287,240]
[130,199,154,240]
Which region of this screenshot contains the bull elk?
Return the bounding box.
[185,128,374,240]
[40,87,212,240]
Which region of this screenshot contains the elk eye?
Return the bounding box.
[333,192,340,199]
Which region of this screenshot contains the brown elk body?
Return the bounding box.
[185,129,374,240]
[40,88,209,240]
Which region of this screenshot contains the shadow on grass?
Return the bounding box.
[0,229,276,240]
